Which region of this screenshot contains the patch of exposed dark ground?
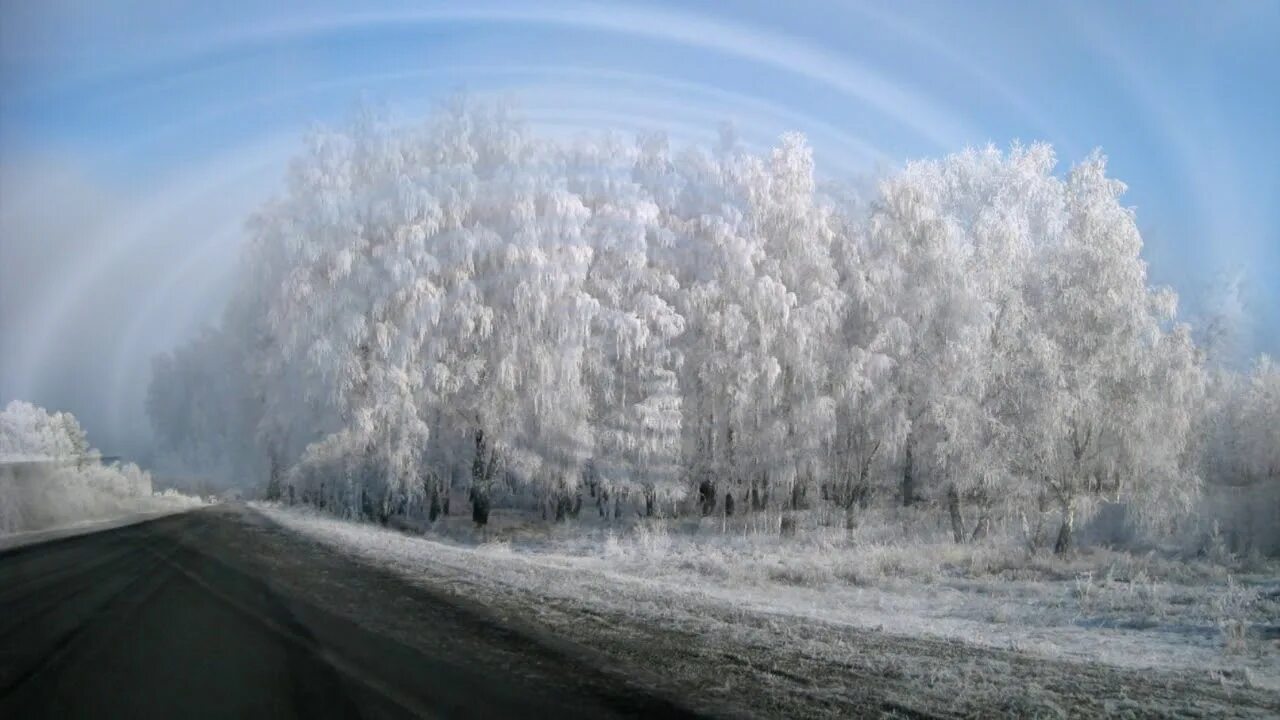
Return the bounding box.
[0,505,705,719]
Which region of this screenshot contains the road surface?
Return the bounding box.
[0,506,705,719]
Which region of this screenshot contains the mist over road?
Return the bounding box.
[0,506,704,719]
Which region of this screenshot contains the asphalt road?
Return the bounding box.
[0,506,705,719]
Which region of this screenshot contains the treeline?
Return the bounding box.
[147,100,1278,553]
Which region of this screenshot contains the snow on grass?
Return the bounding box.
[255,503,1280,693]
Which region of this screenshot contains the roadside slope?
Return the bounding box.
[255,504,1280,719]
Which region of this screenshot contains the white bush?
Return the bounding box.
[0,400,202,534]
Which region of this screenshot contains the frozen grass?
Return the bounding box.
[256,502,1280,697]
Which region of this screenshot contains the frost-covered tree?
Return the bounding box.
[1203,356,1280,488]
[866,149,1000,537]
[1,400,96,461]
[575,134,685,518]
[1194,354,1280,554]
[147,325,265,483]
[859,145,1204,550]
[1006,153,1205,551]
[145,99,1230,552]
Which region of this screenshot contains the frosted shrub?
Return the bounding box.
[1213,576,1258,655]
[603,530,623,560]
[632,520,671,559]
[0,401,200,533]
[766,557,834,587]
[1073,572,1096,614]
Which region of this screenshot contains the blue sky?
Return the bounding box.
[1,0,1277,456]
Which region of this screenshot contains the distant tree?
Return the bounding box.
[0,400,95,460]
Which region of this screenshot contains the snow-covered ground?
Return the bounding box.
[256,503,1280,703]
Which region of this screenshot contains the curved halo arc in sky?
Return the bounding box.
[1,0,1277,458]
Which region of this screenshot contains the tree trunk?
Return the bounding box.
[856,456,872,510]
[471,487,490,526]
[946,483,965,544]
[751,472,770,511]
[901,434,915,507]
[553,488,572,522]
[1053,500,1075,554]
[698,478,716,516]
[970,489,991,542]
[429,487,442,522]
[1029,488,1051,550]
[471,429,492,527]
[780,515,797,537]
[843,466,860,531]
[265,446,283,501]
[970,514,991,542]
